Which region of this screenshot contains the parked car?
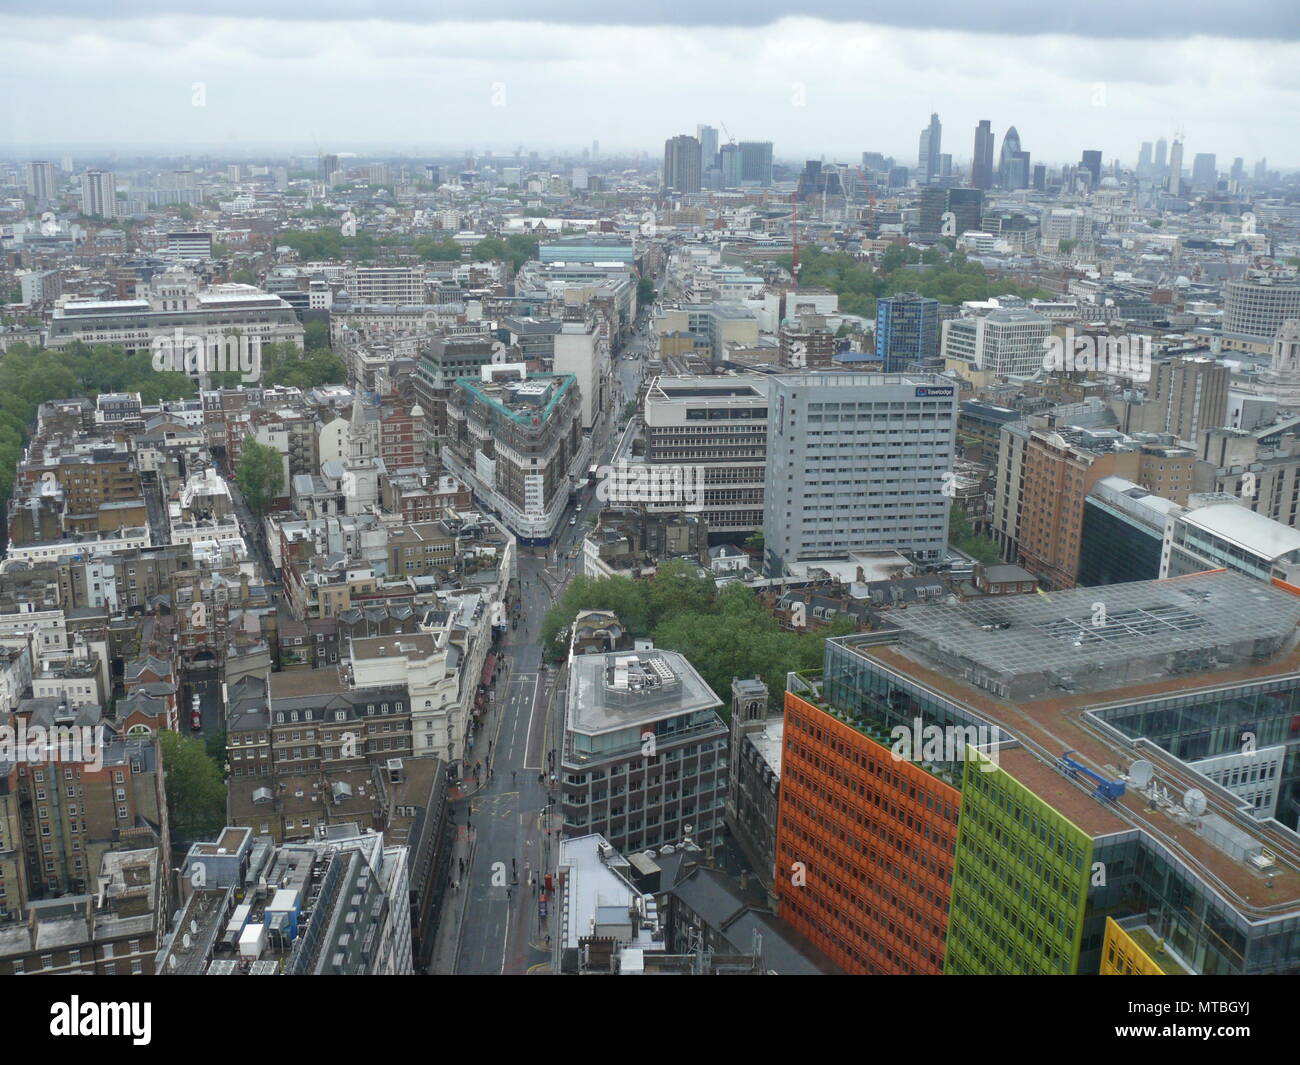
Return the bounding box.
[191,708,203,730]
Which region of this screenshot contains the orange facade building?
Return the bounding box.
[775,691,961,974]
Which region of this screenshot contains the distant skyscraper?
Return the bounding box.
[1154,138,1168,177]
[971,120,994,190]
[1192,152,1217,191]
[592,139,599,159]
[25,161,55,203]
[1080,150,1102,190]
[719,143,742,188]
[80,169,117,219]
[998,127,1028,189]
[1255,158,1268,184]
[1137,142,1153,177]
[696,125,719,170]
[1167,139,1184,193]
[663,134,702,193]
[318,153,339,182]
[1230,157,1245,185]
[918,113,942,184]
[1032,164,1046,191]
[738,141,774,186]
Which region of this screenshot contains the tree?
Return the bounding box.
[304,319,332,350]
[235,437,285,517]
[637,277,657,306]
[949,503,1000,564]
[158,730,227,841]
[744,531,764,551]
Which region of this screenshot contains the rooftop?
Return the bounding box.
[567,649,722,736]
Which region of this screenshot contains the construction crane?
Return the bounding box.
[719,121,736,146]
[790,190,800,280]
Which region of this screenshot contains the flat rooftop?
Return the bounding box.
[840,572,1300,915]
[567,649,721,735]
[875,570,1300,703]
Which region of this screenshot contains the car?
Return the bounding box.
[191,708,203,731]
[569,517,577,526]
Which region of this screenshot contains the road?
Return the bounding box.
[451,553,567,973]
[441,303,664,973]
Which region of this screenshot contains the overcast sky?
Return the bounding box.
[3,3,1298,168]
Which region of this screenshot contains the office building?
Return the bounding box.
[345,266,425,304]
[971,121,994,190]
[696,124,719,170]
[1137,142,1153,178]
[998,127,1029,189]
[442,369,584,543]
[941,306,1052,378]
[560,648,728,853]
[642,373,769,536]
[946,188,983,235]
[80,169,118,219]
[738,141,773,186]
[1080,150,1102,189]
[663,135,703,194]
[47,266,304,357]
[414,335,505,444]
[917,113,941,185]
[876,292,940,372]
[1223,278,1300,344]
[1154,137,1168,177]
[164,232,214,259]
[1077,476,1179,586]
[779,571,1300,975]
[1192,152,1218,191]
[762,373,957,574]
[1162,501,1300,583]
[1167,139,1184,193]
[719,144,742,188]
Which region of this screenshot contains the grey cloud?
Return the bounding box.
[7,0,1299,40]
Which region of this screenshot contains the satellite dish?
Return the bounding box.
[1183,788,1208,817]
[190,919,199,934]
[1129,760,1155,789]
[182,933,192,949]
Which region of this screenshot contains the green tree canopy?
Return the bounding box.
[158,730,228,841]
[538,562,857,707]
[235,436,286,517]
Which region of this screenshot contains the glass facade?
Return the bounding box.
[1090,681,1300,830]
[1077,497,1163,587]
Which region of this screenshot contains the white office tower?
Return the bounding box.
[762,373,957,575]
